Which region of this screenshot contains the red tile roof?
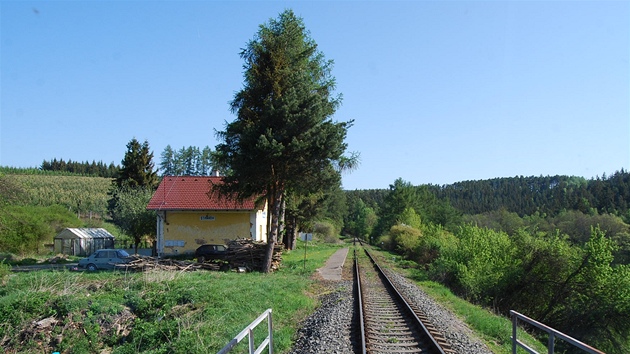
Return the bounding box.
[146,176,261,211]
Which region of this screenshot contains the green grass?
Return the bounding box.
[3,239,548,354]
[0,240,344,354]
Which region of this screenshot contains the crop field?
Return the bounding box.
[12,174,112,216]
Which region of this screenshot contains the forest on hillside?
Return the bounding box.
[428,170,630,218]
[346,169,630,221]
[342,170,630,353]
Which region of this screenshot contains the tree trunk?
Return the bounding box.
[284,215,295,250]
[278,196,286,246]
[262,185,283,273]
[288,216,298,250]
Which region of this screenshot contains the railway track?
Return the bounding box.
[354,242,454,354]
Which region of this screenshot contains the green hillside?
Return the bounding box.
[0,172,121,256]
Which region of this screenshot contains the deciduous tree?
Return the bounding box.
[109,187,156,252]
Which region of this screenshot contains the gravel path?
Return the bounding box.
[288,280,356,354]
[288,257,494,354]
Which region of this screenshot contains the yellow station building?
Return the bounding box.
[146,176,268,257]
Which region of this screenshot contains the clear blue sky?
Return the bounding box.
[2,1,628,190]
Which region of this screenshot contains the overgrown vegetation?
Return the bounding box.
[348,172,630,353]
[0,169,137,259]
[0,205,82,255]
[0,241,342,353]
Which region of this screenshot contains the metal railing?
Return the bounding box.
[217,308,273,354]
[510,310,604,354]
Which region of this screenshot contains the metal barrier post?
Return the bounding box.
[267,309,274,354]
[510,310,604,354]
[217,309,273,354]
[548,333,555,353]
[512,314,518,354]
[249,327,255,353]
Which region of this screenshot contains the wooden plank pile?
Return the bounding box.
[115,256,221,272]
[114,239,283,272]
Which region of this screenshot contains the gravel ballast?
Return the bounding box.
[288,253,494,354]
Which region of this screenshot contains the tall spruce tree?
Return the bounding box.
[116,138,158,189]
[213,10,355,272]
[159,145,176,176]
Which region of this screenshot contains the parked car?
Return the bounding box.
[195,244,229,263]
[78,249,132,271]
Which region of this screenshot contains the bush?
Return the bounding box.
[377,234,393,251]
[313,220,338,243]
[415,223,457,266]
[429,224,518,303]
[389,224,422,259]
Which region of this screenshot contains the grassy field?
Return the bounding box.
[2,238,550,354]
[1,241,345,354]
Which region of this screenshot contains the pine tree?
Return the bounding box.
[115,138,158,189]
[159,145,176,176]
[213,10,356,272]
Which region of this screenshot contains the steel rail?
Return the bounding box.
[355,248,367,354]
[355,241,451,354]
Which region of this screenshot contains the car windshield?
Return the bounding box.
[117,250,130,258]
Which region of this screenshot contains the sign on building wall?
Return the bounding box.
[200,215,216,221]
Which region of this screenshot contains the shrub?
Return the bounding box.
[389,224,422,259]
[313,220,338,243]
[377,234,393,251]
[397,207,422,230]
[429,224,518,303]
[415,223,456,266]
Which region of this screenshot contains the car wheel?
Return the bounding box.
[197,256,206,263]
[87,264,98,271]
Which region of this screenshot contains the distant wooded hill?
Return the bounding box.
[346,169,629,219]
[428,170,629,218]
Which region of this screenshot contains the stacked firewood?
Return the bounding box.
[114,256,222,272]
[224,238,284,271]
[114,239,283,272]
